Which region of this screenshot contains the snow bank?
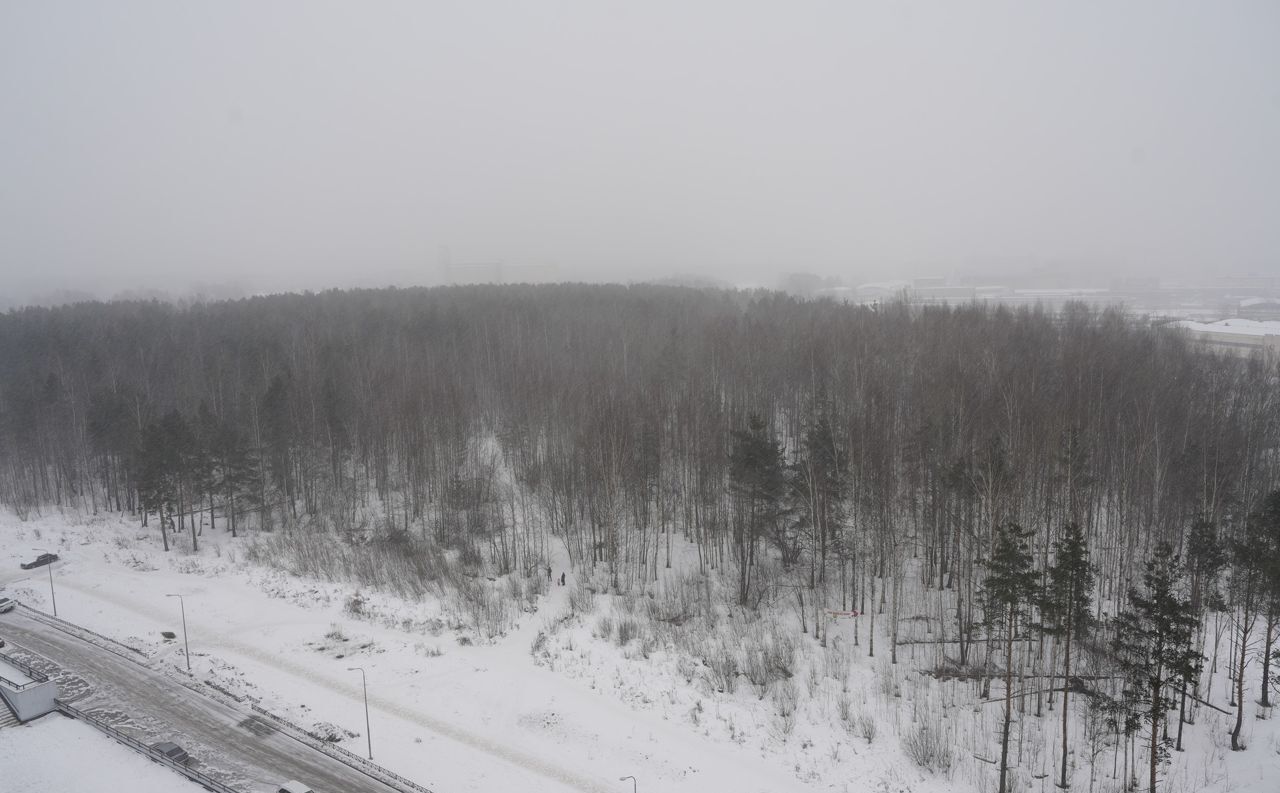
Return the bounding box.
[0,714,203,793]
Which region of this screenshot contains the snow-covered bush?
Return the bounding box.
[901,719,953,775]
[568,580,595,615]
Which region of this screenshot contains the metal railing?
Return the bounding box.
[160,665,433,793]
[16,603,150,667]
[20,603,433,793]
[249,703,435,793]
[57,699,243,793]
[0,673,39,692]
[0,652,50,692]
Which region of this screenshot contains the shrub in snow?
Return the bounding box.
[645,572,702,625]
[530,629,548,657]
[901,720,953,775]
[447,579,515,639]
[310,721,358,742]
[857,713,877,745]
[615,617,639,647]
[772,677,798,719]
[741,621,796,699]
[594,616,613,640]
[344,592,367,618]
[701,639,739,694]
[568,581,595,616]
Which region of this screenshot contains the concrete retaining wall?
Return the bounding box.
[0,678,57,721]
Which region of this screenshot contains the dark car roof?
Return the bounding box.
[152,741,186,757]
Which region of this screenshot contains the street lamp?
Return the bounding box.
[165,594,190,672]
[32,548,57,617]
[619,776,637,793]
[347,666,372,760]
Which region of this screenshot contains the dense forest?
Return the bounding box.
[2,284,1279,792]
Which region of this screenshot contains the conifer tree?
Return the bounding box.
[1251,491,1280,710]
[136,416,179,551]
[1041,522,1095,789]
[728,413,786,607]
[982,522,1039,793]
[1111,543,1201,793]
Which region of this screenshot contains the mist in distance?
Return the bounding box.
[1,1,1277,306]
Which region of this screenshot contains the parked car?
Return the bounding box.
[277,782,314,793]
[19,553,58,570]
[150,741,190,764]
[0,597,14,614]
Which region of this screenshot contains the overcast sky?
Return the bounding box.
[2,1,1278,302]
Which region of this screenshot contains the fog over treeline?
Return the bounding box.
[3,2,1278,304]
[1,284,1273,574]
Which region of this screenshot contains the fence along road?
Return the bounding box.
[0,608,406,793]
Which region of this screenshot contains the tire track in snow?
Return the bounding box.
[58,576,611,793]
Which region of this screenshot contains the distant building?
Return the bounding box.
[1220,275,1280,292]
[1237,297,1280,321]
[1176,319,1280,356]
[912,276,948,290]
[912,286,977,303]
[856,281,911,302]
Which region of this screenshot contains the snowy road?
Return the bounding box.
[0,609,404,793]
[0,519,817,793]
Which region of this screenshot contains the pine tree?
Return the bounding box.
[1040,522,1095,789]
[1111,543,1201,793]
[1251,492,1280,710]
[982,522,1039,793]
[788,410,847,571]
[136,417,179,551]
[728,413,786,607]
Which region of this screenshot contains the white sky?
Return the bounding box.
[1,1,1278,300]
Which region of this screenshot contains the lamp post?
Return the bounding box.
[165,594,190,672]
[32,548,57,617]
[348,666,372,760]
[619,775,637,793]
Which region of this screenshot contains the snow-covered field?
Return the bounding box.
[0,713,203,793]
[2,509,1279,793]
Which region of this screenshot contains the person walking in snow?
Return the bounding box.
[560,572,566,586]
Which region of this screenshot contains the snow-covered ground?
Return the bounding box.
[2,509,1279,793]
[0,713,204,793]
[0,654,35,686]
[0,512,831,793]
